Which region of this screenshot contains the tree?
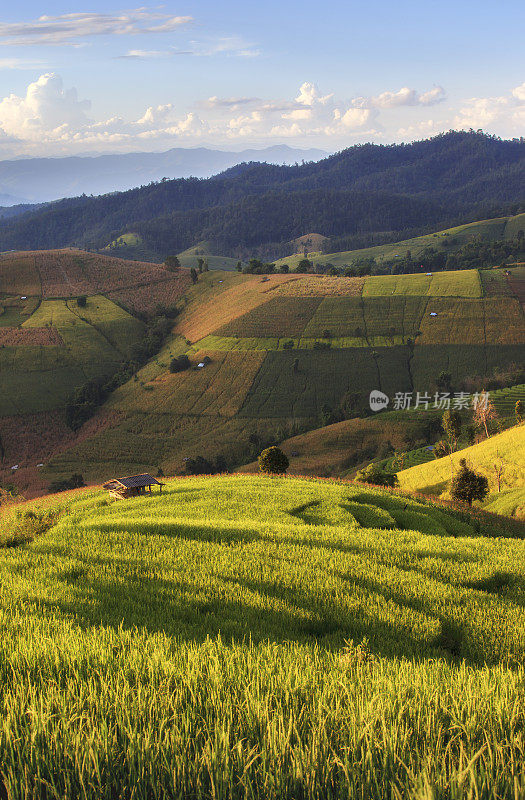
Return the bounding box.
[170,354,190,373]
[355,463,399,488]
[236,261,242,272]
[164,255,180,272]
[473,391,497,438]
[190,267,198,284]
[295,258,311,274]
[515,400,524,423]
[292,357,299,373]
[450,459,488,507]
[258,446,289,475]
[493,458,505,493]
[77,295,87,307]
[437,370,452,392]
[442,409,462,451]
[197,258,204,273]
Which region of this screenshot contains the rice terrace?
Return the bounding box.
[0,38,524,796]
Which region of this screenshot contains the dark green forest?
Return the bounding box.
[0,131,523,259]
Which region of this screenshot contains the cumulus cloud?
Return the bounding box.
[11,73,525,156]
[0,73,91,140]
[453,83,525,135]
[512,82,525,101]
[0,9,193,47]
[353,85,446,109]
[295,82,333,106]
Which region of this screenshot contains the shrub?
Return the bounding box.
[49,473,85,494]
[164,255,180,272]
[258,447,289,475]
[76,295,87,308]
[0,508,61,548]
[355,463,399,488]
[450,459,489,507]
[170,354,191,373]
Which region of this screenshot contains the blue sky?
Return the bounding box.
[0,0,523,156]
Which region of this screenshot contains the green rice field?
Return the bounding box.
[1,474,525,798]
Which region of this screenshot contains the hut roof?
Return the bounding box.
[103,473,161,490]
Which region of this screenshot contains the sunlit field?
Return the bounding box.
[1,474,524,798]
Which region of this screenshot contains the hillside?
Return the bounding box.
[0,249,191,494]
[1,474,524,797]
[25,262,522,494]
[275,213,525,271]
[0,131,523,259]
[397,423,525,498]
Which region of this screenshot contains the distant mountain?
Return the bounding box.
[0,145,327,205]
[0,131,523,259]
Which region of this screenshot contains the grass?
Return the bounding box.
[0,296,145,415]
[238,347,412,418]
[108,349,266,416]
[0,475,525,797]
[216,297,323,338]
[0,252,41,295]
[483,486,525,519]
[274,216,512,270]
[397,423,525,496]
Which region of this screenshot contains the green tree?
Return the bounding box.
[170,354,190,373]
[76,295,87,308]
[437,370,452,392]
[295,258,311,273]
[258,447,289,475]
[197,258,204,273]
[355,463,399,488]
[515,400,524,423]
[164,255,180,272]
[190,267,198,284]
[450,459,488,507]
[442,409,462,451]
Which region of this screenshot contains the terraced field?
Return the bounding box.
[1,476,524,798]
[2,257,524,494]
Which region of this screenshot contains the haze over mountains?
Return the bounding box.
[0,145,327,206]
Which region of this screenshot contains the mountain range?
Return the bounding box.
[0,131,523,260]
[0,145,327,206]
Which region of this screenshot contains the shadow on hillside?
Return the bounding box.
[28,515,524,665]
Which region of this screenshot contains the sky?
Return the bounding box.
[0,0,523,157]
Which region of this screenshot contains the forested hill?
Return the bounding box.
[0,131,523,259]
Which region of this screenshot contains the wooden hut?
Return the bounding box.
[102,473,164,500]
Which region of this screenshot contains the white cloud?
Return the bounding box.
[454,96,509,129]
[353,85,446,109]
[116,49,168,60]
[0,73,90,140]
[512,82,525,101]
[335,107,376,129]
[204,96,259,109]
[0,9,193,47]
[7,74,524,156]
[185,36,260,58]
[295,82,333,107]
